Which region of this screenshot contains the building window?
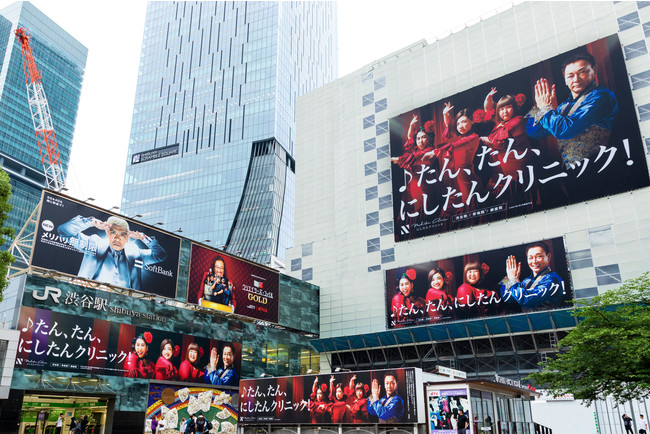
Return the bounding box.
[363,115,375,129]
[375,98,387,112]
[639,102,650,121]
[624,40,648,60]
[302,267,313,281]
[589,226,613,247]
[302,242,313,257]
[631,70,650,90]
[374,77,386,90]
[367,238,380,253]
[366,211,379,226]
[376,145,390,160]
[290,258,301,272]
[381,248,395,264]
[378,195,392,210]
[574,287,598,299]
[362,70,373,83]
[618,12,640,31]
[376,121,388,135]
[595,264,622,286]
[368,265,381,272]
[380,221,393,236]
[364,138,376,152]
[568,249,593,270]
[377,169,391,184]
[362,93,374,106]
[644,21,650,38]
[365,186,378,201]
[364,161,377,176]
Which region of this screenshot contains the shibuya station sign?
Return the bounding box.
[31,191,181,298]
[389,34,649,242]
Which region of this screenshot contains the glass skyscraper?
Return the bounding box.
[121,2,337,265]
[0,2,86,240]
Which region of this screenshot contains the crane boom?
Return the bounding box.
[15,27,65,191]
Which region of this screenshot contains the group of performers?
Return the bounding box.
[392,51,621,233]
[308,372,405,424]
[123,332,239,386]
[391,241,566,327]
[391,263,499,327]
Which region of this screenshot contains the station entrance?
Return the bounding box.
[19,392,111,434]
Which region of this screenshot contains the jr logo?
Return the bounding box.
[32,286,61,304]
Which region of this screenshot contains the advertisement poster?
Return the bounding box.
[188,244,279,323]
[31,191,181,298]
[428,389,471,434]
[390,34,649,241]
[239,368,419,424]
[145,383,237,433]
[385,238,572,328]
[15,307,242,386]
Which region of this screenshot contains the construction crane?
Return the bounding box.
[14,27,65,191]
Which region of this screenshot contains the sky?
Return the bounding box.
[2,0,512,210]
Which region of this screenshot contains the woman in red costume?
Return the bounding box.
[347,375,370,423]
[328,376,351,423]
[456,262,500,319]
[425,268,455,323]
[391,268,426,327]
[391,116,437,221]
[179,342,205,382]
[123,332,155,379]
[438,108,483,208]
[309,377,331,423]
[154,338,179,381]
[483,92,537,208]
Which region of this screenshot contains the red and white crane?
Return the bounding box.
[14,27,65,191]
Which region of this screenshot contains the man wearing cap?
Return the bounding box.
[58,215,167,290]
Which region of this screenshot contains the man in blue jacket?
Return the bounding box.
[367,371,404,423]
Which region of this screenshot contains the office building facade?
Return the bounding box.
[287,3,650,432]
[0,2,86,239]
[121,1,337,265]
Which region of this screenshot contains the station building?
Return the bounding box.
[286,2,650,433]
[0,190,320,434]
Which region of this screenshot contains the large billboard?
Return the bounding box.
[385,238,572,328]
[188,244,279,323]
[390,34,649,241]
[31,191,181,298]
[145,383,238,434]
[16,306,242,386]
[239,368,421,424]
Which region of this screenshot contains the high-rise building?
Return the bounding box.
[121,2,337,265]
[0,2,86,239]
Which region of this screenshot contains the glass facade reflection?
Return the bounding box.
[0,2,86,241]
[121,2,337,263]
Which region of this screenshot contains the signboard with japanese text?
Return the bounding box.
[427,389,471,434]
[385,238,572,328]
[239,368,422,424]
[145,383,238,433]
[15,306,242,386]
[390,34,649,242]
[31,191,181,298]
[188,244,279,323]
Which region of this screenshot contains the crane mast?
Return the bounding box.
[14,27,65,191]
